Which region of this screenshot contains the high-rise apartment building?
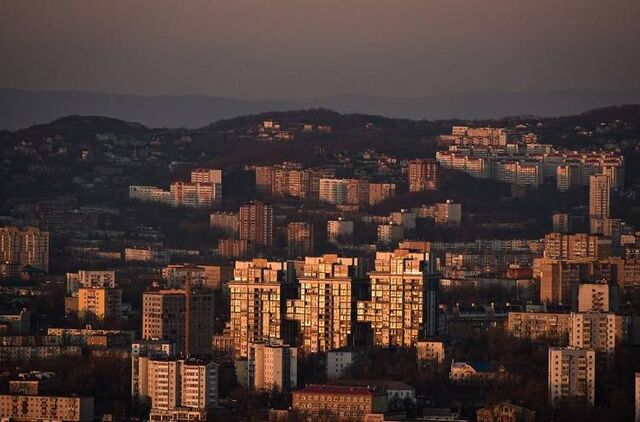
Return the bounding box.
[162,264,232,290]
[569,312,622,367]
[0,227,49,272]
[589,174,610,234]
[286,255,361,353]
[287,222,314,258]
[77,287,122,321]
[556,165,575,192]
[142,289,215,357]
[239,201,273,251]
[66,270,116,295]
[548,347,595,406]
[357,249,439,347]
[408,159,439,192]
[248,341,297,391]
[228,259,291,358]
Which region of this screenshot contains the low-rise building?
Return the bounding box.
[292,384,388,421]
[449,361,508,384]
[416,340,446,367]
[0,394,94,421]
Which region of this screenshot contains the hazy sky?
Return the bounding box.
[1,0,639,99]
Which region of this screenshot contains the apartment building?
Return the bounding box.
[162,264,232,289]
[66,270,116,295]
[209,212,239,236]
[589,174,611,234]
[416,340,446,367]
[131,339,176,399]
[507,312,570,342]
[248,340,297,391]
[0,395,94,421]
[142,289,215,357]
[286,255,361,353]
[77,287,122,320]
[287,222,314,258]
[408,159,439,192]
[228,259,291,358]
[327,218,354,245]
[0,226,49,272]
[434,200,462,227]
[369,183,396,205]
[548,347,596,405]
[239,201,273,251]
[569,312,622,367]
[543,233,602,260]
[357,249,440,347]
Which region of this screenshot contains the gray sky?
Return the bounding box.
[1,0,639,99]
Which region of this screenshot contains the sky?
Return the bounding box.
[1,0,639,100]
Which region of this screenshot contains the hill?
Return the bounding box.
[3,88,640,130]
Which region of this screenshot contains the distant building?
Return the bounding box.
[408,159,439,192]
[129,185,172,205]
[435,200,462,226]
[125,247,170,264]
[377,223,403,246]
[548,347,595,405]
[66,270,116,295]
[369,183,396,205]
[0,226,49,273]
[416,341,446,367]
[0,308,31,335]
[239,201,273,251]
[170,181,221,208]
[507,312,570,342]
[476,402,535,422]
[162,263,232,289]
[327,218,354,245]
[209,212,239,236]
[0,394,94,422]
[449,361,508,384]
[589,174,610,234]
[217,238,249,259]
[287,222,314,258]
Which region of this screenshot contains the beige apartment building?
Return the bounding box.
[0,394,94,421]
[292,385,388,421]
[369,183,396,205]
[248,341,297,391]
[138,357,218,413]
[229,259,290,358]
[569,312,622,367]
[77,287,122,321]
[507,312,570,342]
[286,255,361,354]
[548,347,596,406]
[543,233,603,260]
[357,250,438,347]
